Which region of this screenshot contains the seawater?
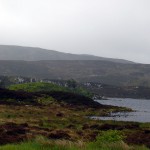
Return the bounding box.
[92,98,150,123]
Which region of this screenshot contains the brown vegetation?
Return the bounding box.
[0,103,149,148]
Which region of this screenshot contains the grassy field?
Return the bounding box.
[0,103,149,149]
[8,82,92,98]
[8,82,68,92]
[0,82,149,149]
[0,135,149,150]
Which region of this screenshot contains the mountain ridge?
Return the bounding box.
[0,45,134,64]
[0,60,150,86]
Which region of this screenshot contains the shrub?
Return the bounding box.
[95,130,124,144]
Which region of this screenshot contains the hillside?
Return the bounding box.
[0,82,100,107]
[0,45,134,64]
[8,82,92,98]
[0,60,150,86]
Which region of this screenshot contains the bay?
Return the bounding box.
[92,98,150,122]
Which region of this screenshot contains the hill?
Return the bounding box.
[8,82,68,92]
[0,60,150,86]
[0,82,100,108]
[0,45,134,64]
[8,82,92,98]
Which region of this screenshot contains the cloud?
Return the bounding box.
[0,0,150,63]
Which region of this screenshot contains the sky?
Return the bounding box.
[0,0,150,64]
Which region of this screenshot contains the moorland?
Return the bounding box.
[0,82,149,150]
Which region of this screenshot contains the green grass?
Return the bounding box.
[0,136,79,150]
[8,82,92,98]
[0,142,71,150]
[8,82,68,92]
[0,140,149,150]
[0,132,149,150]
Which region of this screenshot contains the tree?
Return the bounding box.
[67,79,77,89]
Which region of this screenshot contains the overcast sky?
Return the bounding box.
[0,0,150,63]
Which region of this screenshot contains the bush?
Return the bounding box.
[87,130,131,150]
[96,130,124,144]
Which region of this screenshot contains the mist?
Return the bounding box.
[0,0,150,63]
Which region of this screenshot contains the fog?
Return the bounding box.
[0,0,150,63]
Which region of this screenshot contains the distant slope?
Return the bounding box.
[0,45,134,64]
[8,82,92,98]
[0,60,150,86]
[8,82,68,92]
